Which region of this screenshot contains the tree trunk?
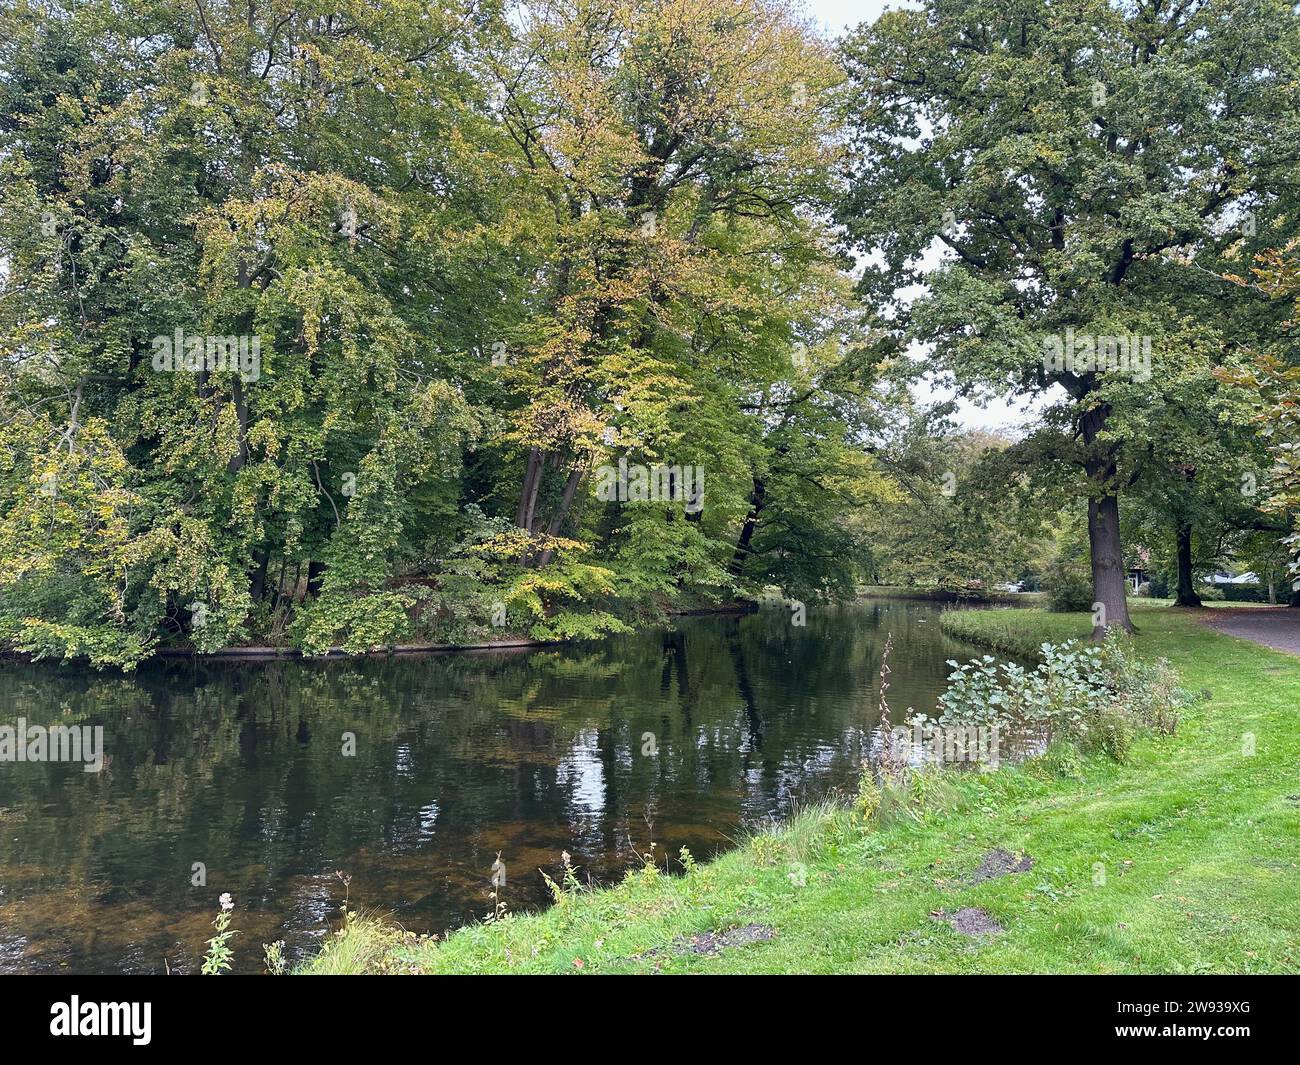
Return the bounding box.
[1080,404,1134,637]
[306,559,327,599]
[544,465,583,537]
[1173,522,1202,607]
[516,447,545,532]
[248,548,270,604]
[534,465,584,567]
[1087,489,1133,635]
[729,477,767,575]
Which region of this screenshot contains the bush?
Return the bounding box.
[1099,635,1184,736]
[937,640,1109,738]
[1089,703,1136,762]
[1033,739,1085,781]
[1216,583,1270,603]
[1147,573,1170,598]
[852,774,881,823]
[937,634,1192,763]
[1043,558,1094,613]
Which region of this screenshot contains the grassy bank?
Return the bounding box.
[299,603,1299,974]
[859,585,1044,606]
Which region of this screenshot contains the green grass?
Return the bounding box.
[941,602,1097,658]
[297,603,1300,974]
[859,585,1046,606]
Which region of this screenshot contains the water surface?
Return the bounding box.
[0,598,992,973]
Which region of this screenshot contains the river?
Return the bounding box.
[0,597,996,973]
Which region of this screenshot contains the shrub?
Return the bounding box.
[852,774,881,824]
[1098,634,1184,736]
[937,633,1192,763]
[1043,557,1095,613]
[1089,703,1135,762]
[1218,583,1270,603]
[1033,740,1085,781]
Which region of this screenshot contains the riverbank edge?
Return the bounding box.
[1,588,1036,667]
[0,601,761,666]
[0,586,1037,666]
[859,585,1042,606]
[294,603,1300,975]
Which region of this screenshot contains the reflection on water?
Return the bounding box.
[0,598,993,973]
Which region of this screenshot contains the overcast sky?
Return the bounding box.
[806,0,911,35]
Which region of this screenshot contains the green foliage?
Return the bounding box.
[852,773,882,825]
[1043,557,1096,614]
[289,588,423,656]
[937,633,1190,762]
[865,423,1048,593]
[0,0,886,664]
[1223,253,1300,592]
[841,0,1300,631]
[201,894,236,976]
[1032,740,1086,782]
[4,0,1294,665]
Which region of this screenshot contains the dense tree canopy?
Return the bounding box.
[840,0,1300,633]
[2,0,1298,667]
[0,0,893,666]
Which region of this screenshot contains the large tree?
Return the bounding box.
[1224,241,1300,601]
[840,0,1300,635]
[0,0,507,662]
[0,0,892,664]
[481,0,891,602]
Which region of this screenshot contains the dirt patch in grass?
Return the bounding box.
[679,923,776,955]
[970,848,1035,884]
[932,907,1004,937]
[639,923,776,962]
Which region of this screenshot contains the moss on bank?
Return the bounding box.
[297,603,1300,974]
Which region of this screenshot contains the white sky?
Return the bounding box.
[805,0,912,35]
[804,0,1051,435]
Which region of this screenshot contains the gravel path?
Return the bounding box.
[1204,607,1300,657]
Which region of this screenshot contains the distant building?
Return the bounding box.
[1127,546,1152,591]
